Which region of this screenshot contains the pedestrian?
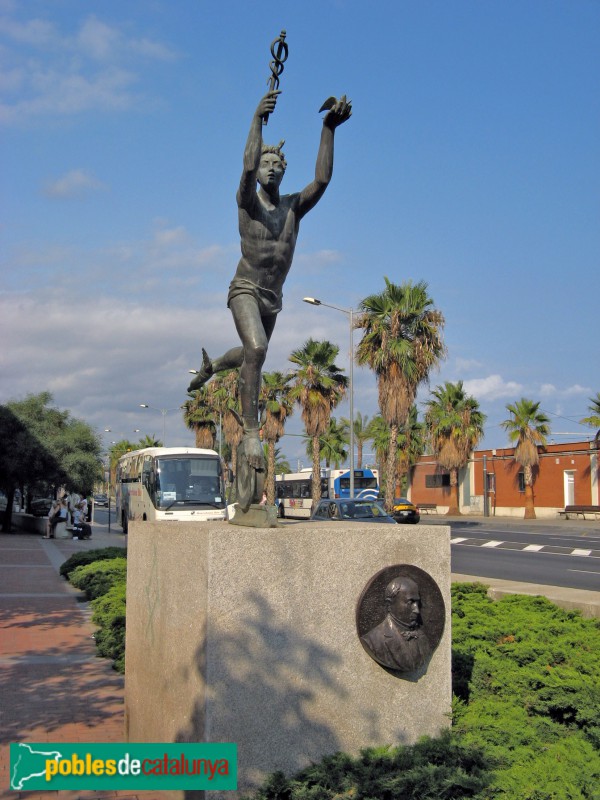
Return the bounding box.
[73,501,92,540]
[44,497,68,538]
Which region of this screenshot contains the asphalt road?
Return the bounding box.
[434,518,600,592]
[91,508,600,592]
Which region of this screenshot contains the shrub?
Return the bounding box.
[240,729,491,800]
[91,581,126,673]
[69,557,127,600]
[60,547,127,579]
[451,583,600,798]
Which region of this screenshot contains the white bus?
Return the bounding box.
[116,447,226,532]
[275,467,380,519]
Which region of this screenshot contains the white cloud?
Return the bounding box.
[462,374,523,401]
[43,168,107,198]
[454,357,483,373]
[0,11,177,124]
[541,382,590,399]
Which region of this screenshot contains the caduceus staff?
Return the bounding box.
[263,29,288,125]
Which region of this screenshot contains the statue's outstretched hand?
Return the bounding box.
[256,90,280,120]
[320,94,352,129]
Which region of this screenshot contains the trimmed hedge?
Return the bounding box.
[69,557,127,600]
[90,581,126,673]
[59,546,127,579]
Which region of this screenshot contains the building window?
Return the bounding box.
[425,473,450,488]
[517,472,525,493]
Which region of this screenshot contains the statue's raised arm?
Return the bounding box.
[296,94,352,219]
[237,90,281,209]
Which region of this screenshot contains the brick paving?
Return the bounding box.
[0,528,167,800]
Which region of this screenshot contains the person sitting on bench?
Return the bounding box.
[73,501,92,539]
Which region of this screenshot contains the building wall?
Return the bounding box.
[408,441,598,517]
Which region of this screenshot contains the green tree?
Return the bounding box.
[366,408,425,497]
[367,414,390,484]
[0,393,103,530]
[341,411,371,470]
[108,440,137,487]
[397,404,427,497]
[425,381,486,515]
[580,391,600,447]
[259,371,294,504]
[501,398,550,519]
[356,278,446,510]
[210,370,243,479]
[183,386,216,449]
[306,416,349,469]
[262,444,291,476]
[137,434,163,448]
[289,339,347,506]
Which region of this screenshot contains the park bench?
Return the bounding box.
[558,505,600,520]
[417,503,438,514]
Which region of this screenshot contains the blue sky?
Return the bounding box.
[2,0,599,466]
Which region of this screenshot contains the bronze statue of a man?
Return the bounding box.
[188,88,352,484]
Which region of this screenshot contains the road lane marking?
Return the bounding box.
[481,540,504,547]
[523,544,545,552]
[571,548,592,557]
[451,537,469,543]
[568,569,600,575]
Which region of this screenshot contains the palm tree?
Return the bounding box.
[289,339,347,506]
[262,444,291,476]
[397,405,427,497]
[306,416,349,469]
[367,414,391,484]
[210,370,243,481]
[501,398,550,519]
[366,408,425,497]
[108,440,136,487]
[138,434,163,448]
[580,392,600,447]
[182,387,216,449]
[356,278,446,511]
[260,371,294,504]
[425,381,486,515]
[341,411,371,469]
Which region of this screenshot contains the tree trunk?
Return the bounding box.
[357,440,363,470]
[312,434,322,511]
[384,423,399,513]
[524,465,536,519]
[447,466,461,515]
[1,486,15,532]
[266,439,276,505]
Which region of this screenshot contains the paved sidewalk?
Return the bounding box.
[0,526,164,800]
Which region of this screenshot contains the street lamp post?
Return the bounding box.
[303,297,355,499]
[139,404,181,446]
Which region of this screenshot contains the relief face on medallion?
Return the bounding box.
[356,565,445,674]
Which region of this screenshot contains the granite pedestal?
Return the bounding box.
[125,520,451,798]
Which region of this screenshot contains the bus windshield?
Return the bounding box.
[155,455,223,509]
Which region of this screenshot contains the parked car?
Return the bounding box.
[392,497,420,524]
[310,498,397,524]
[93,494,109,507]
[30,497,54,517]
